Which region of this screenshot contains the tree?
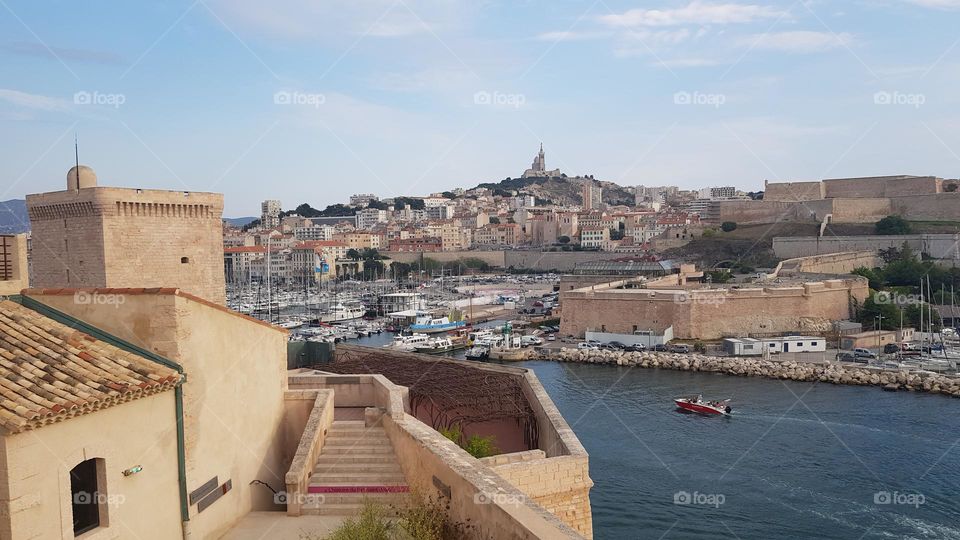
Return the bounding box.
[721,221,738,232]
[857,292,902,331]
[346,249,361,260]
[610,229,624,241]
[365,200,388,210]
[852,267,883,290]
[558,235,570,244]
[945,183,958,193]
[488,217,501,224]
[875,215,912,235]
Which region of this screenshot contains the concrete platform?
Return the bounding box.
[219,512,344,539]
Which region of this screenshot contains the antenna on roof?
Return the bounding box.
[75,132,80,173]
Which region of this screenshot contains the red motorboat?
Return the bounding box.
[675,395,732,416]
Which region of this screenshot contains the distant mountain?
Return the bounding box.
[224,216,257,227]
[0,200,29,234]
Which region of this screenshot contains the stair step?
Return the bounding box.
[325,438,391,447]
[304,492,410,507]
[313,464,402,475]
[321,445,395,455]
[310,473,407,483]
[308,485,410,494]
[315,455,399,465]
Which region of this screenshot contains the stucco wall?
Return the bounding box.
[23,290,289,539]
[0,392,181,540]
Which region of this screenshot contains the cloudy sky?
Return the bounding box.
[2,0,959,216]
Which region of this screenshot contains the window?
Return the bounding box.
[70,458,103,536]
[181,257,190,264]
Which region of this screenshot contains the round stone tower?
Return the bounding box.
[67,165,98,191]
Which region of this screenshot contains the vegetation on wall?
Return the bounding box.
[875,215,912,235]
[439,424,499,459]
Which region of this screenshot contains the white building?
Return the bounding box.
[356,208,388,230]
[425,204,454,220]
[261,199,282,228]
[293,224,335,241]
[761,336,827,354]
[349,193,379,207]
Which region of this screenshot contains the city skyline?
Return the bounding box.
[2,0,960,216]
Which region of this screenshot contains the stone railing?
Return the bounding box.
[290,368,587,539]
[284,389,334,516]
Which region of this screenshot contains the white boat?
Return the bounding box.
[386,333,430,352]
[409,313,467,334]
[319,303,366,324]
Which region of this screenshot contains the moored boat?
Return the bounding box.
[674,395,732,416]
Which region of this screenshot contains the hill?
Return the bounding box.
[224,216,257,227]
[474,176,634,207]
[0,200,28,233]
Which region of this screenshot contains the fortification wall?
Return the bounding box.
[773,234,960,261]
[764,181,825,201]
[789,251,882,274]
[890,192,960,221]
[829,198,892,223]
[27,187,226,304]
[823,176,940,198]
[380,250,506,267]
[560,279,868,340]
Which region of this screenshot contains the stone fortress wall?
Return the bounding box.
[714,176,959,225]
[560,253,870,340]
[27,168,226,304]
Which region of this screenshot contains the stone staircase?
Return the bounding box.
[302,420,410,516]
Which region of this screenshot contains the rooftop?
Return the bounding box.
[0,298,181,434]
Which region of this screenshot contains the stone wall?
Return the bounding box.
[380,250,506,266]
[823,176,940,198]
[0,234,28,296]
[381,250,631,271]
[891,192,960,221]
[560,277,868,340]
[763,181,825,201]
[829,198,893,223]
[773,234,960,261]
[786,251,882,275]
[27,187,226,304]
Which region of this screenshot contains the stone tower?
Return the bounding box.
[26,166,227,304]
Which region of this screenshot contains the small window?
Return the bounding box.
[181,257,190,264]
[70,458,103,536]
[797,342,804,346]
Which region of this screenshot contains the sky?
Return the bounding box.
[2,0,959,217]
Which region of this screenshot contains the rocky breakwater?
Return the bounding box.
[544,348,960,398]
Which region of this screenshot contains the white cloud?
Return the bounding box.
[0,89,69,111]
[743,31,853,53]
[599,1,784,27]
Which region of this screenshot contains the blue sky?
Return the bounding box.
[2,0,959,216]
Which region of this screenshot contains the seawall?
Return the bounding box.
[539,349,960,397]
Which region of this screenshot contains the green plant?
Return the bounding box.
[463,435,499,459]
[396,494,447,540]
[701,228,716,238]
[875,215,912,235]
[326,500,393,540]
[693,340,705,353]
[439,424,462,446]
[720,221,738,232]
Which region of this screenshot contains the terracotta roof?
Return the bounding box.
[0,300,182,434]
[21,288,288,335]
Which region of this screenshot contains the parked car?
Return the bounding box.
[836,351,866,363]
[625,344,646,352]
[608,341,628,349]
[883,343,901,354]
[853,348,878,360]
[547,334,556,341]
[669,344,691,354]
[653,344,668,352]
[577,342,599,350]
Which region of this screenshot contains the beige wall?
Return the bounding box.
[0,392,181,540]
[27,187,226,304]
[0,234,29,296]
[764,181,825,202]
[560,278,868,340]
[24,290,289,539]
[823,176,940,198]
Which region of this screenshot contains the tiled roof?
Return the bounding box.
[0,300,182,434]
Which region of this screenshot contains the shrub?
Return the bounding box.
[702,229,716,238]
[875,215,911,235]
[463,435,499,459]
[325,501,393,540]
[720,221,737,232]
